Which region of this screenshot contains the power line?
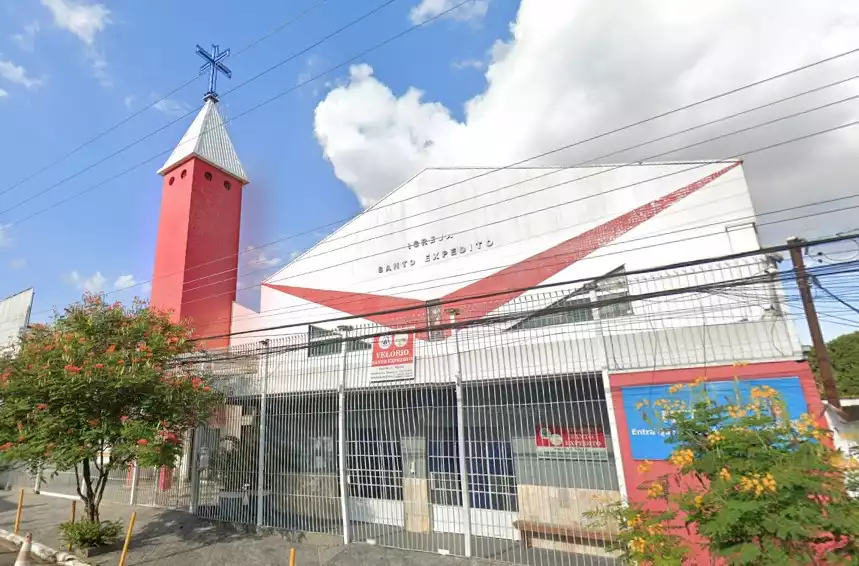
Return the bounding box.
[8,51,859,330]
[192,233,859,341]
[1,20,856,228]
[0,0,407,218]
[53,74,859,304]
[176,89,859,297]
[0,0,331,199]
[811,275,859,316]
[163,117,859,319]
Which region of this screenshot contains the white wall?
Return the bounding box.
[0,288,33,354]
[231,162,758,343]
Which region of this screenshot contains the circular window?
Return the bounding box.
[204,172,213,181]
[224,181,231,191]
[168,177,175,186]
[180,169,187,179]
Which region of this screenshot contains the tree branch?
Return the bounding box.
[72,463,86,502]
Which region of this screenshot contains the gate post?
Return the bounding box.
[337,326,352,545]
[448,309,472,557]
[129,462,140,505]
[33,464,42,494]
[189,428,202,514]
[256,339,271,527]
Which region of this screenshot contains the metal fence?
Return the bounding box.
[174,255,803,565]
[0,255,807,564]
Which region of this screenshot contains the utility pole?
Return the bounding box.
[787,237,841,409]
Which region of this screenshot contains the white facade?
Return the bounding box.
[227,161,801,387]
[0,288,34,355]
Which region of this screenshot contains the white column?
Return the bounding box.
[129,462,140,506]
[601,368,629,503]
[189,428,202,514]
[448,309,472,557]
[33,465,42,494]
[256,339,271,527]
[337,326,352,544]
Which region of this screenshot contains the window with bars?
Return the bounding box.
[346,429,403,500]
[428,432,518,512]
[511,266,633,330]
[307,325,371,357]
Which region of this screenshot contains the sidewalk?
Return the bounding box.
[0,491,496,565]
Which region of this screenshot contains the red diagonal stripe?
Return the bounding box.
[442,162,741,322]
[263,284,425,329]
[266,162,740,336]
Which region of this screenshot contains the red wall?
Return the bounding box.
[150,157,244,349]
[609,360,826,564]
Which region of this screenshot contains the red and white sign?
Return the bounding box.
[535,425,608,460]
[370,331,415,382]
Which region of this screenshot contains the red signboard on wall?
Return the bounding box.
[370,331,416,382]
[535,425,608,460]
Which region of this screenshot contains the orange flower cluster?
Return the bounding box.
[669,449,695,468]
[737,472,777,496]
[647,482,665,499]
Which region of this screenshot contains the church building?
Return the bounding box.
[149,62,825,563]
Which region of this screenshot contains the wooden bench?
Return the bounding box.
[512,520,614,549]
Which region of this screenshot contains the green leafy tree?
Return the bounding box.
[0,294,223,525]
[809,331,859,398]
[591,376,859,565]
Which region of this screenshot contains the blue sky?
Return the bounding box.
[0,0,858,342]
[0,0,514,318]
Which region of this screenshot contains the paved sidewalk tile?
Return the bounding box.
[0,491,494,565]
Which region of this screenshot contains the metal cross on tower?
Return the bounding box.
[196,44,232,101]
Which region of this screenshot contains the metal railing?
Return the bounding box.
[175,255,802,565]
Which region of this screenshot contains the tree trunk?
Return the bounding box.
[79,458,100,523]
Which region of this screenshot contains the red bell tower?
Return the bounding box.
[150,93,247,349]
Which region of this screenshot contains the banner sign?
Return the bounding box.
[370,331,416,382]
[622,376,808,460]
[535,425,609,460]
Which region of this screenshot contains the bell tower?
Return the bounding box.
[150,44,246,349]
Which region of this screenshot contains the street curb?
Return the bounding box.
[0,528,90,565]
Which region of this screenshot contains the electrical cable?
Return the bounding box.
[1,23,856,227]
[0,0,406,216]
[51,81,859,305]
[191,233,859,341]
[149,118,859,323]
[811,276,859,316]
[174,90,859,299]
[0,0,331,199]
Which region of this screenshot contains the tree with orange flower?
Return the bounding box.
[590,377,859,565]
[0,294,222,534]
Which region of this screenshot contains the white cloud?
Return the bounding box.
[41,0,110,45]
[0,58,42,89]
[141,282,152,295]
[244,245,282,268]
[42,0,111,86]
[7,259,26,270]
[123,95,133,109]
[153,97,192,118]
[113,274,137,290]
[0,88,7,99]
[314,0,859,242]
[87,48,111,87]
[64,271,106,293]
[410,0,490,24]
[10,22,40,51]
[0,224,11,247]
[452,58,485,71]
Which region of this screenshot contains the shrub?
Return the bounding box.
[591,375,859,565]
[59,518,123,549]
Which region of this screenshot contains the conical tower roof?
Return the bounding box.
[157,97,248,183]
